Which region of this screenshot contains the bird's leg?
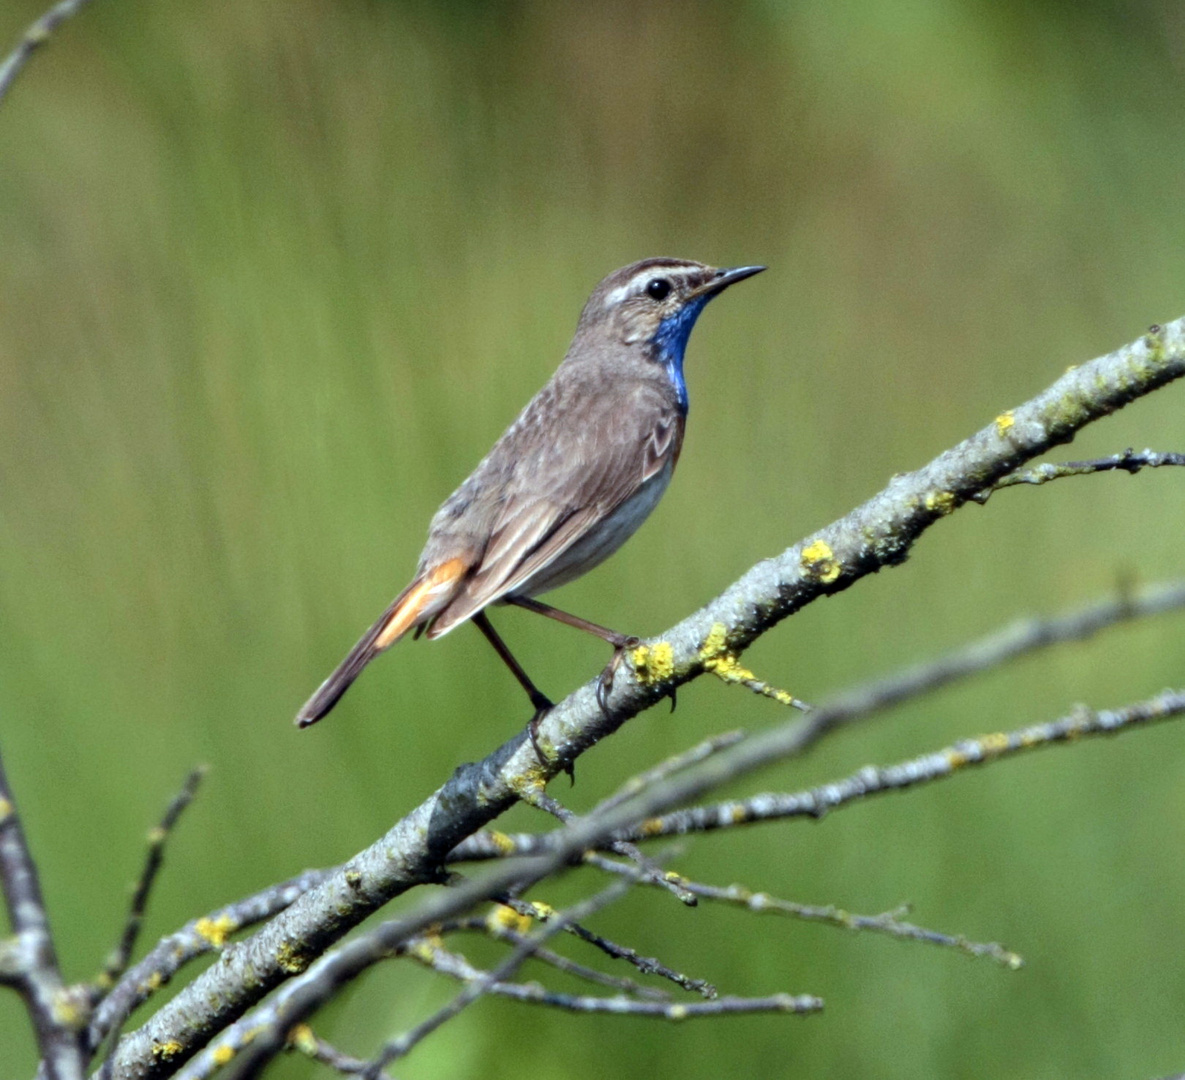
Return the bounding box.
[505,597,640,718]
[472,612,554,764]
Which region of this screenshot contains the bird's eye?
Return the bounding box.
[646,278,671,301]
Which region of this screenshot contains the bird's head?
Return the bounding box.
[575,258,765,410]
[583,258,765,347]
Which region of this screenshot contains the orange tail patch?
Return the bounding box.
[295,557,468,728]
[373,557,468,650]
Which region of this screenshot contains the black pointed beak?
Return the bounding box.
[690,264,767,300]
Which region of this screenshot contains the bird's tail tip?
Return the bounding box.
[293,564,464,730]
[294,667,360,728]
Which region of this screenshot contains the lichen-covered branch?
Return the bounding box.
[0,748,85,1080]
[452,578,1185,860]
[107,318,1185,1078]
[87,870,333,1057]
[157,680,1182,1078]
[598,692,1185,844]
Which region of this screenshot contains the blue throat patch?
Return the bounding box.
[652,295,711,414]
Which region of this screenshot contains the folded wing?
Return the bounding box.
[426,386,682,636]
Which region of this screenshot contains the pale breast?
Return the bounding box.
[509,456,675,598]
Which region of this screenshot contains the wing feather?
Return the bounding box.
[426,386,682,637]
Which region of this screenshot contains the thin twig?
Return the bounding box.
[974,446,1185,503]
[0,747,84,1080]
[580,854,1019,965]
[682,882,1020,968]
[0,0,97,104]
[554,908,715,998]
[521,787,696,905]
[95,768,206,997]
[595,730,747,814]
[456,912,672,999]
[492,896,715,997]
[286,1025,395,1079]
[406,938,817,1019]
[369,880,635,1073]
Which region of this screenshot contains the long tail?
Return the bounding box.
[295,558,467,728]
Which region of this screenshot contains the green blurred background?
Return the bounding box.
[2,0,1184,1075]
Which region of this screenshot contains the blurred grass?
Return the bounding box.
[1,0,1184,1075]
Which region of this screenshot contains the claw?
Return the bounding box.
[526,694,575,782]
[527,693,553,763]
[596,636,641,719]
[595,665,614,718]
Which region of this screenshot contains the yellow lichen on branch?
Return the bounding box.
[194,915,236,948]
[631,641,675,684]
[698,623,805,710]
[800,540,841,583]
[486,904,534,935]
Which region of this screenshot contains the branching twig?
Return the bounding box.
[0,0,97,104]
[521,787,696,906]
[657,690,1185,833]
[975,446,1185,502]
[286,1026,394,1079]
[0,748,84,1080]
[581,855,1019,965]
[678,883,1021,968]
[434,914,673,998]
[407,938,816,1019]
[368,880,636,1073]
[549,904,715,997]
[171,687,1185,1077]
[468,689,1185,861]
[490,894,714,996]
[454,913,673,999]
[87,869,333,1056]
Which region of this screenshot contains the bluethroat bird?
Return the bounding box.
[296,258,765,749]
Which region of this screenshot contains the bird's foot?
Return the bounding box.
[526,692,576,782]
[595,635,641,719]
[526,691,555,766]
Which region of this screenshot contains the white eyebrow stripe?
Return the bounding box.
[604,282,634,307]
[603,267,696,309]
